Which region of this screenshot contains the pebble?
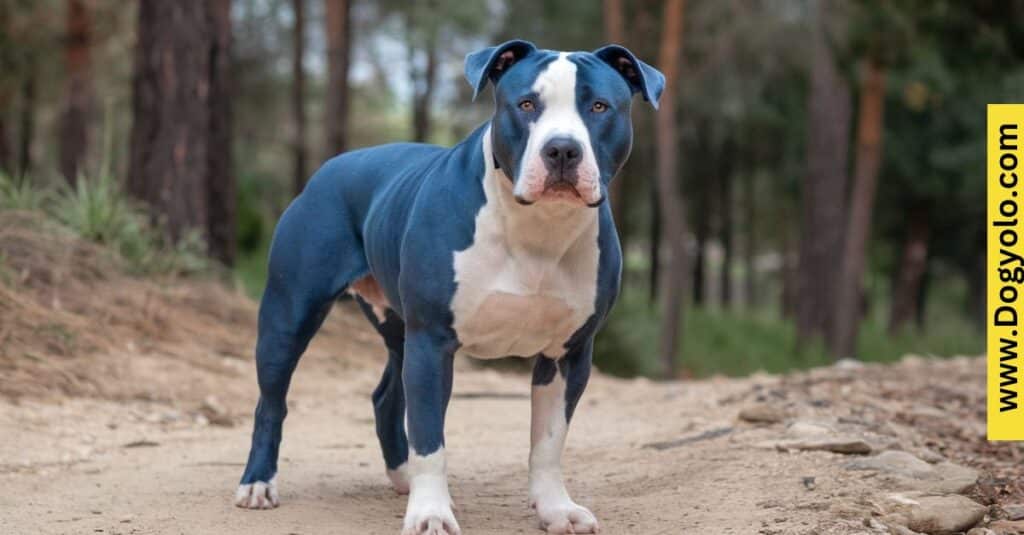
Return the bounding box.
[769,436,873,455]
[878,492,987,535]
[845,451,979,494]
[1004,505,1024,521]
[787,420,836,437]
[989,520,1024,535]
[739,405,790,424]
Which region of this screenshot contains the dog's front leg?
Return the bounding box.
[400,327,460,535]
[529,341,599,534]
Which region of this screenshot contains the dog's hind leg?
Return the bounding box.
[235,195,367,509]
[354,298,411,494]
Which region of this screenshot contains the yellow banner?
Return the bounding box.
[989,104,1024,440]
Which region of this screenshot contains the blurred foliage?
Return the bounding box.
[2,171,208,276]
[0,172,51,210]
[3,0,1021,376]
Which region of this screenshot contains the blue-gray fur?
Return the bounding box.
[357,298,409,470]
[239,40,662,490]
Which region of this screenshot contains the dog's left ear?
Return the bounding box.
[465,40,537,100]
[593,45,665,109]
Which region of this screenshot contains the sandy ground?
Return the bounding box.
[0,301,1017,535]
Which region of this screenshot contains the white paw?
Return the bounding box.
[402,498,460,535]
[533,499,599,534]
[233,477,279,509]
[388,464,411,495]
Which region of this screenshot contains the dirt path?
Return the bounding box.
[0,305,1018,534]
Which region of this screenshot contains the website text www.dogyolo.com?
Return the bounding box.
[989,104,1024,440]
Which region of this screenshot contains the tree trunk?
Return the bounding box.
[691,118,713,306]
[410,30,438,143]
[742,158,756,307]
[889,206,929,335]
[292,0,308,195]
[129,1,230,247]
[649,182,660,303]
[0,6,10,176]
[17,66,36,178]
[59,0,93,185]
[692,222,707,305]
[655,0,688,378]
[830,58,887,359]
[915,263,930,330]
[205,0,235,266]
[603,0,628,226]
[324,0,351,155]
[796,0,851,348]
[0,85,11,176]
[718,137,735,308]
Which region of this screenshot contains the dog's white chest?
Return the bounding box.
[451,240,597,359]
[450,175,599,359]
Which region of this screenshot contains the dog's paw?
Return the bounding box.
[233,478,279,509]
[402,498,460,535]
[387,464,411,495]
[533,500,599,534]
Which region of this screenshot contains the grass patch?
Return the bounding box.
[1,172,208,277]
[235,237,271,299]
[0,172,51,211]
[596,281,983,379]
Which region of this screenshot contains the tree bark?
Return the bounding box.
[410,29,438,143]
[655,0,688,378]
[17,66,36,178]
[129,0,233,254]
[59,0,94,185]
[206,0,235,266]
[649,181,661,303]
[603,0,628,226]
[0,5,10,176]
[888,206,929,335]
[830,58,887,358]
[292,0,308,194]
[742,156,756,307]
[691,118,713,306]
[324,0,351,155]
[718,137,736,308]
[0,84,11,176]
[796,0,851,348]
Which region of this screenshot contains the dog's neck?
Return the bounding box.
[479,125,598,259]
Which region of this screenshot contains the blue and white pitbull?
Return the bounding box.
[233,40,663,534]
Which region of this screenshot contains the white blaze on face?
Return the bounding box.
[515,53,602,205]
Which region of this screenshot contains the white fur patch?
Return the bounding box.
[530,374,599,533]
[450,127,600,360]
[233,476,279,509]
[388,462,411,494]
[515,53,602,205]
[402,448,460,535]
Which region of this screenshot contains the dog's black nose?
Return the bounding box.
[541,137,583,173]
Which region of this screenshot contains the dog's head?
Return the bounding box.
[465,40,663,207]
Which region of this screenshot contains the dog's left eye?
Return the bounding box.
[591,101,609,113]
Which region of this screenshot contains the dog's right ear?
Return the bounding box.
[464,40,537,100]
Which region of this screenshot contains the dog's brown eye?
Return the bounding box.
[519,100,535,112]
[592,101,608,113]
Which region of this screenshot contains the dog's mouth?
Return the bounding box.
[545,182,583,199]
[515,182,586,206]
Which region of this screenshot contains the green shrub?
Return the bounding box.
[50,173,209,275]
[0,171,209,277]
[0,172,51,211]
[596,280,983,379]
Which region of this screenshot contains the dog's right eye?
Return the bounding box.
[518,100,535,112]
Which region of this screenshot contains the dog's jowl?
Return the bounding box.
[234,40,663,535]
